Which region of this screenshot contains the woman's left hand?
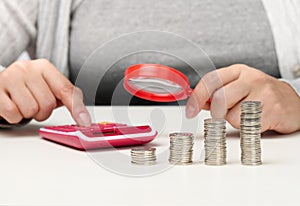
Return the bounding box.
[185,64,300,134]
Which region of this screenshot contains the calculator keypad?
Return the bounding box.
[44,123,127,133]
[40,122,157,150]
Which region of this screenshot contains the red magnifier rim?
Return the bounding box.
[124,64,193,102]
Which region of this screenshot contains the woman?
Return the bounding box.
[0,0,299,133]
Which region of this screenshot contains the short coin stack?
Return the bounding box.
[131,147,157,165]
[240,101,262,166]
[169,133,194,165]
[204,119,227,166]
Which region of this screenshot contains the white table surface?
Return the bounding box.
[0,106,300,206]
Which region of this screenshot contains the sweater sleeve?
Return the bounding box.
[0,0,38,67]
[0,65,5,72]
[262,0,300,80]
[281,78,300,98]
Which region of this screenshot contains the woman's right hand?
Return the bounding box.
[0,59,92,126]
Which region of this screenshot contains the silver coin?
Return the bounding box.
[204,118,227,166]
[240,101,262,166]
[169,132,194,165]
[131,147,157,166]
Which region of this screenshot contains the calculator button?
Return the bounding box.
[44,123,127,133]
[98,122,113,125]
[44,126,76,132]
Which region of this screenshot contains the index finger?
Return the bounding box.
[186,65,242,118]
[34,59,92,126]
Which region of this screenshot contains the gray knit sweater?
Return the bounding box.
[0,0,300,95]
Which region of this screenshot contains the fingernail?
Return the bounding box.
[78,112,92,127]
[186,97,198,119]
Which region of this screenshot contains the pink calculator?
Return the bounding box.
[39,122,158,150]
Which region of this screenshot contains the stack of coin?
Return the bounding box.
[204,119,227,166]
[131,147,156,165]
[169,133,194,165]
[240,101,262,166]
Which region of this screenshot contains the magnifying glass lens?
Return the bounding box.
[124,64,193,102]
[128,77,183,94]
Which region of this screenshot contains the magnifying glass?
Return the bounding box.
[124,64,195,102]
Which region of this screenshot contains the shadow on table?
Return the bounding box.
[0,124,41,138]
[226,130,300,139]
[41,135,163,152]
[88,142,163,153]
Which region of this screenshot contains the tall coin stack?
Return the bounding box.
[240,101,262,166]
[169,133,194,165]
[204,119,227,166]
[131,147,157,165]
